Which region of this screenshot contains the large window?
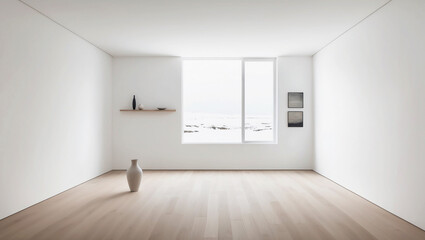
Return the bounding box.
[182,58,276,144]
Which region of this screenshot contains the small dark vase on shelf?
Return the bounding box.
[132,95,136,110]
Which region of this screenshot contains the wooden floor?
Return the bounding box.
[0,171,424,240]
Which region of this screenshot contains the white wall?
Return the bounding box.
[112,57,313,169]
[0,0,112,220]
[314,0,425,230]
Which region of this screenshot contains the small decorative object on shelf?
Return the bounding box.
[157,107,167,110]
[138,104,144,110]
[127,159,142,192]
[132,95,136,110]
[120,109,176,112]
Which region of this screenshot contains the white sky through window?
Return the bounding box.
[183,59,275,143]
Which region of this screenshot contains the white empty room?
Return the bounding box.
[0,0,424,239]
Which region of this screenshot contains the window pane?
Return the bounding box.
[244,61,274,142]
[183,60,242,143]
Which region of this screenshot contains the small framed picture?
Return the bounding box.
[288,92,304,108]
[288,111,303,127]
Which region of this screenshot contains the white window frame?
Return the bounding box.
[182,57,278,144]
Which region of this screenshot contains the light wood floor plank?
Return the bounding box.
[0,170,424,240]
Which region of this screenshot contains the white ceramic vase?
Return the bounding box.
[138,104,144,110]
[127,159,142,192]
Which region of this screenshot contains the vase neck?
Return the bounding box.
[131,159,138,166]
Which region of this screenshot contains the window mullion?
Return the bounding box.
[241,59,246,143]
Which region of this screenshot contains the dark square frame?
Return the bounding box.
[288,111,303,127]
[288,92,304,108]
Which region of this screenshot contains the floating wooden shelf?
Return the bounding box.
[120,109,176,112]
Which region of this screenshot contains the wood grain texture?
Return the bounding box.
[0,171,424,240]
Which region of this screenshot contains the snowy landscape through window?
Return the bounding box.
[182,59,276,143]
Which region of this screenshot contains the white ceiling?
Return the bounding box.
[22,0,389,57]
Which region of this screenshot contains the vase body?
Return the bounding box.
[138,104,144,110]
[127,159,142,192]
[132,95,136,110]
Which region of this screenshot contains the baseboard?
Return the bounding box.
[0,169,113,221]
[312,170,425,232]
[112,168,314,171]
